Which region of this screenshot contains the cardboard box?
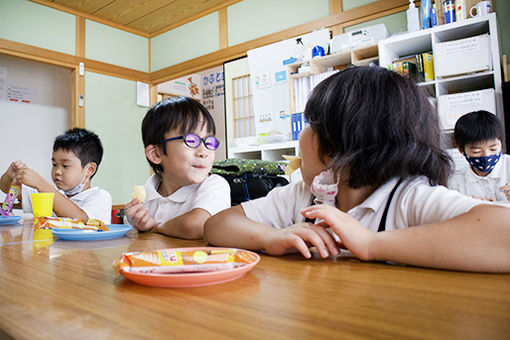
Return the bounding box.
[434,34,492,78]
[422,53,435,82]
[438,88,496,130]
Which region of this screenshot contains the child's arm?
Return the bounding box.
[302,204,510,272]
[15,167,89,220]
[204,205,339,258]
[0,161,26,193]
[124,199,209,239]
[156,208,212,239]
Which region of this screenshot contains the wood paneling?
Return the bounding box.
[219,7,228,49]
[32,0,241,37]
[151,0,410,83]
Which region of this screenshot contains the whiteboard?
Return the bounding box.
[0,54,71,200]
[247,29,330,139]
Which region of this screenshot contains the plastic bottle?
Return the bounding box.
[407,0,420,32]
[295,38,305,61]
[421,0,432,29]
[431,3,438,27]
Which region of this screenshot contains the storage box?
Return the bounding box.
[331,24,388,53]
[434,34,492,78]
[438,88,496,130]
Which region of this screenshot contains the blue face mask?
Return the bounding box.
[463,151,502,173]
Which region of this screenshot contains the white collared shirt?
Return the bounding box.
[22,185,112,224]
[448,154,510,202]
[140,174,230,225]
[242,176,483,232]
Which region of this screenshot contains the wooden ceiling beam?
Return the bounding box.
[150,0,409,84]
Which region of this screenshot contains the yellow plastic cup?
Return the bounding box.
[31,192,55,217]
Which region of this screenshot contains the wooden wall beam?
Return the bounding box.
[0,38,150,82]
[329,0,343,14]
[150,0,409,84]
[219,8,229,49]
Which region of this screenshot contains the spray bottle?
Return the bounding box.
[407,0,420,32]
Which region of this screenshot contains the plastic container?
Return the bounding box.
[407,0,420,32]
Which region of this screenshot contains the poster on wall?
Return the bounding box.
[247,29,330,141]
[157,74,202,100]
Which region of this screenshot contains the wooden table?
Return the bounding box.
[1,217,509,339]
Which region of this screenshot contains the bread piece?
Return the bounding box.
[131,185,146,202]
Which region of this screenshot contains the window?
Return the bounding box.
[232,75,255,138]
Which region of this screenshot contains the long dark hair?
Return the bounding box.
[304,66,452,188]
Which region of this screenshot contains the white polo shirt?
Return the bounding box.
[241,176,484,232]
[448,154,510,202]
[22,185,112,224]
[140,174,230,225]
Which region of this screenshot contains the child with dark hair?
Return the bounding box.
[205,66,510,272]
[0,128,112,223]
[448,110,510,202]
[125,96,230,239]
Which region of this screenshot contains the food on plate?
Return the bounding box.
[33,217,109,231]
[114,248,257,274]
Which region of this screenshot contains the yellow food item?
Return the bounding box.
[131,185,146,202]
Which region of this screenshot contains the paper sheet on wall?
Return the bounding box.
[247,29,330,140]
[136,81,150,107]
[8,86,30,103]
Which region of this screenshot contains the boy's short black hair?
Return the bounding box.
[53,128,103,178]
[305,66,451,188]
[141,96,216,175]
[453,110,504,150]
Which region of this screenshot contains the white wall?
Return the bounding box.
[0,54,71,199]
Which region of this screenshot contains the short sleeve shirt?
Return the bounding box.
[448,154,510,202]
[140,174,231,225]
[22,185,113,224]
[241,176,484,232]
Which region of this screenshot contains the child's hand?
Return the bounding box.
[301,205,374,261]
[262,222,339,259]
[500,183,510,201]
[6,161,26,179]
[125,198,158,232]
[15,167,45,189]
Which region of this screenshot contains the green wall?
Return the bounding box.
[0,0,75,55]
[342,0,379,11]
[150,12,220,72]
[344,11,407,36]
[227,0,329,46]
[85,72,149,205]
[86,20,149,72]
[493,0,510,60]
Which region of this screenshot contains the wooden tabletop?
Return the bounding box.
[1,217,509,340]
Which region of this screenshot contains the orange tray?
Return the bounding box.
[118,247,260,288]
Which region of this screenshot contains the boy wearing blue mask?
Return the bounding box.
[449,111,510,202]
[0,128,112,223]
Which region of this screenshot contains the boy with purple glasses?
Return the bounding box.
[125,97,230,239]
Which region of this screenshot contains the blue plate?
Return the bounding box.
[0,215,23,225]
[52,224,133,241]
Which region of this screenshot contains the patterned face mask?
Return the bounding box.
[464,151,502,173]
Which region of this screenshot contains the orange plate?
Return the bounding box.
[119,247,260,288]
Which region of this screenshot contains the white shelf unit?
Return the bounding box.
[228,140,299,161]
[378,13,503,148]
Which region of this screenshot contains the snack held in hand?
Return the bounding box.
[0,182,20,217]
[33,217,109,231]
[131,185,146,203]
[115,248,257,274]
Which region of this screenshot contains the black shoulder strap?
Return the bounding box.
[378,178,403,232]
[305,197,315,223]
